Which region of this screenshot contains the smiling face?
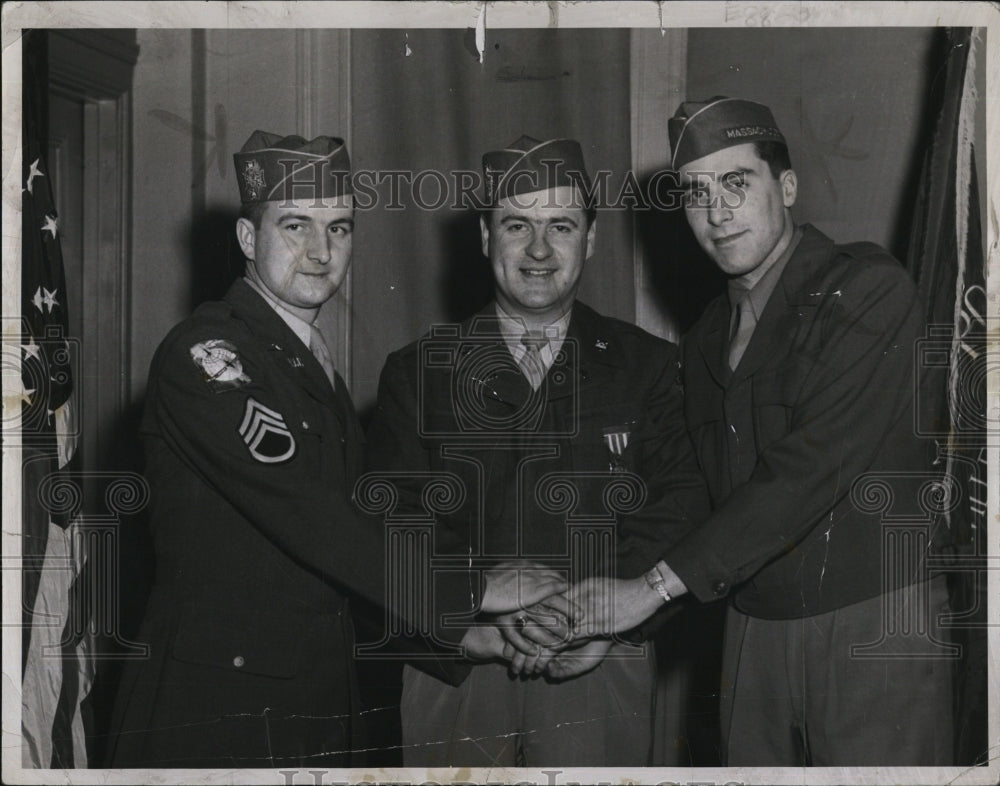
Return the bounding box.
[679,142,796,286]
[236,196,354,320]
[481,185,595,326]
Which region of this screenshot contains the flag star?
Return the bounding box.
[16,381,36,406]
[23,339,41,360]
[32,287,45,312]
[42,288,59,313]
[42,214,58,238]
[25,158,45,194]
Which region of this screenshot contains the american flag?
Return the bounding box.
[16,31,92,768]
[905,27,987,764]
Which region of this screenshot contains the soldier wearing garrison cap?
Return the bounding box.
[571,97,954,766]
[365,135,709,766]
[107,131,555,768]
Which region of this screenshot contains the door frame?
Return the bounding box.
[48,30,138,479]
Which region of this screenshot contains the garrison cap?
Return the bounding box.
[482,135,592,206]
[233,130,352,205]
[668,96,786,169]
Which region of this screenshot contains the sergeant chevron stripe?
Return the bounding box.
[239,397,296,463]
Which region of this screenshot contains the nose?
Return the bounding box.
[307,229,332,265]
[526,229,552,261]
[707,201,732,227]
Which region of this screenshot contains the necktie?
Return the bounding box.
[727,293,756,371]
[519,332,549,390]
[309,323,337,390]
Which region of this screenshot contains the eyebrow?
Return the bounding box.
[681,167,753,192]
[499,214,580,227]
[277,215,355,229]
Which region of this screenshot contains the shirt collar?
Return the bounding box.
[494,301,571,359]
[244,276,314,349]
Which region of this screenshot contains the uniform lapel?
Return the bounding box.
[333,370,365,480]
[729,224,834,383]
[695,297,731,388]
[225,280,341,412]
[461,309,533,411]
[557,301,621,402]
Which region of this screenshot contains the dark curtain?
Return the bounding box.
[350,28,632,413]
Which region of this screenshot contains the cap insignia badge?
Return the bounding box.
[242,159,267,200]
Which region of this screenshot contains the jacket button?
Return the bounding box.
[302,421,309,429]
[712,580,728,595]
[233,656,245,668]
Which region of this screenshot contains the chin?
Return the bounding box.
[711,255,753,277]
[305,285,341,303]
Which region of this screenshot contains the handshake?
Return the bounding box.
[459,561,671,681]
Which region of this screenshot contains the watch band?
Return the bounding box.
[644,564,672,604]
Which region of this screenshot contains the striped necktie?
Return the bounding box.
[519,332,549,390]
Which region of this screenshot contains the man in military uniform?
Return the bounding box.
[563,98,954,765]
[365,136,710,766]
[108,131,565,768]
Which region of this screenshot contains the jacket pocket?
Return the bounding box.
[685,399,723,470]
[171,603,309,679]
[751,374,796,452]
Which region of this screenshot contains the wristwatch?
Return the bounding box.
[644,563,672,604]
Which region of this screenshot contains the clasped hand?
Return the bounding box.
[465,565,652,680]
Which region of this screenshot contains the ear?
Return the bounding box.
[479,213,491,258]
[780,169,798,208]
[236,217,256,260]
[585,218,597,260]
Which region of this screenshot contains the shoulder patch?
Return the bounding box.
[239,397,296,463]
[190,339,252,391]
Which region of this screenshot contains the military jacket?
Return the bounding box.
[671,225,942,618]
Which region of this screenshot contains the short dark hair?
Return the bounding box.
[754,141,793,179]
[239,201,268,229]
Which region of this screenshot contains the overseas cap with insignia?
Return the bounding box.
[482,135,592,205]
[668,96,786,170]
[233,130,352,205]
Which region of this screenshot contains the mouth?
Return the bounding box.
[519,267,557,278]
[713,230,747,247]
